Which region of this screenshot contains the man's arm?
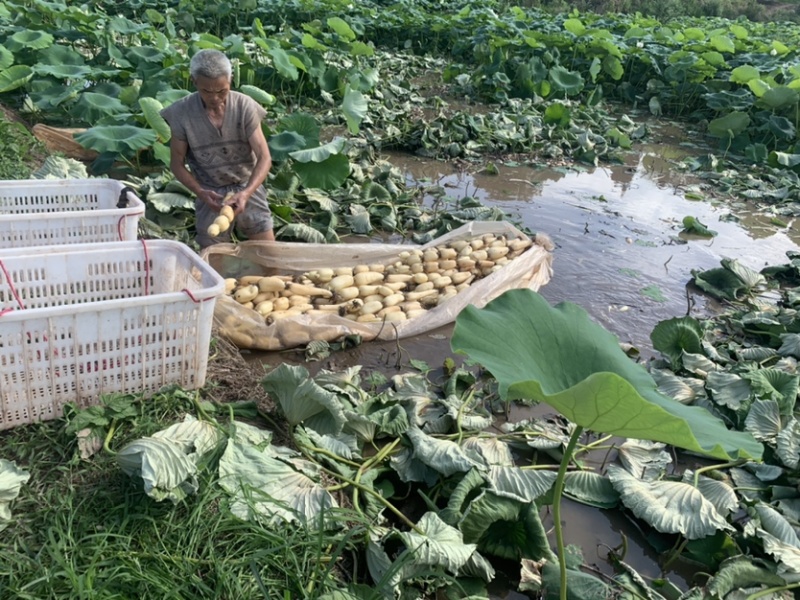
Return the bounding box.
[169,136,224,209]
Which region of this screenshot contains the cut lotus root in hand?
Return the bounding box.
[207,192,235,237]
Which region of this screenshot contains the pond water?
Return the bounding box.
[248,133,800,596]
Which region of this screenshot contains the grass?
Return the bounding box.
[0,389,366,599]
[0,112,47,179]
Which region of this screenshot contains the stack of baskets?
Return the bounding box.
[0,178,225,430]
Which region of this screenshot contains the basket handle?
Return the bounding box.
[117,186,137,208]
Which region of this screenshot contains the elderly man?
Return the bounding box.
[161,49,275,248]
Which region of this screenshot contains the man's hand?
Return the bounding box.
[197,189,225,210]
[226,191,251,215]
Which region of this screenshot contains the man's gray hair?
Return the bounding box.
[190,49,232,80]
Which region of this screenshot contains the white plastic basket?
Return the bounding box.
[0,240,225,430]
[0,178,145,248]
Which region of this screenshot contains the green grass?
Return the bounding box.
[0,115,47,180]
[0,391,365,599]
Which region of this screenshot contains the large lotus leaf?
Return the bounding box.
[692,266,750,301]
[681,471,738,517]
[701,556,787,597]
[761,86,799,110]
[650,316,703,370]
[442,394,492,431]
[650,369,704,404]
[548,65,584,96]
[74,125,157,154]
[708,111,750,138]
[151,416,225,457]
[757,529,800,575]
[744,398,783,442]
[618,440,672,481]
[706,371,751,410]
[146,191,194,212]
[607,464,732,539]
[116,437,199,502]
[292,153,351,191]
[440,468,486,526]
[777,419,800,469]
[461,437,514,467]
[34,64,92,79]
[0,46,11,71]
[709,35,735,53]
[682,351,720,377]
[769,115,796,140]
[72,92,128,124]
[755,503,800,546]
[389,447,439,486]
[33,155,88,179]
[743,370,799,414]
[218,437,338,525]
[138,96,171,142]
[342,87,368,135]
[459,491,555,561]
[395,512,476,574]
[451,290,763,460]
[704,88,755,111]
[276,223,328,243]
[344,204,372,234]
[406,426,481,477]
[289,137,346,163]
[0,459,30,532]
[485,466,556,503]
[538,551,611,600]
[261,363,346,431]
[297,428,361,461]
[327,16,356,41]
[267,47,299,81]
[0,65,33,93]
[769,151,800,169]
[7,29,53,51]
[268,131,306,162]
[563,471,619,508]
[278,112,320,148]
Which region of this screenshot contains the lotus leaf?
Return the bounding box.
[342,87,368,134]
[261,364,346,430]
[74,125,157,154]
[0,459,30,533]
[406,426,481,477]
[761,86,798,110]
[292,153,351,190]
[7,29,53,51]
[708,111,750,138]
[0,65,33,93]
[452,290,762,460]
[0,46,11,71]
[268,131,306,162]
[776,420,800,469]
[562,471,619,508]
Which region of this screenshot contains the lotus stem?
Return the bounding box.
[103,419,119,455]
[692,459,746,488]
[553,424,584,600]
[353,438,402,521]
[455,388,476,445]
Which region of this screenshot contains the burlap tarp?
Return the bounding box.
[201,221,554,351]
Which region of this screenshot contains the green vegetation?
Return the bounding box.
[0,114,45,179]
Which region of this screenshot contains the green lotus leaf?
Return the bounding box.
[278,112,320,148]
[706,371,752,411]
[327,16,356,41]
[344,204,372,234]
[701,51,726,67]
[342,87,368,135]
[683,471,738,517]
[7,30,53,51]
[651,368,704,403]
[126,46,164,64]
[239,84,276,106]
[292,153,350,191]
[146,191,194,212]
[268,131,307,162]
[218,433,338,526]
[485,466,556,503]
[608,464,732,539]
[34,64,92,79]
[743,369,799,415]
[777,419,800,469]
[276,223,328,243]
[709,35,735,53]
[618,439,672,481]
[691,266,749,301]
[704,88,754,111]
[684,27,706,40]
[0,46,12,71]
[290,137,345,163]
[651,316,703,371]
[459,490,555,561]
[769,151,800,169]
[761,86,799,110]
[563,471,619,508]
[261,364,346,430]
[461,437,514,467]
[0,65,33,93]
[563,18,586,36]
[451,289,763,460]
[389,447,438,486]
[0,459,30,533]
[267,47,298,81]
[768,115,796,140]
[74,125,157,154]
[748,78,771,98]
[406,426,480,477]
[602,55,623,80]
[548,65,584,96]
[117,436,197,502]
[543,102,570,126]
[708,111,750,138]
[138,97,171,142]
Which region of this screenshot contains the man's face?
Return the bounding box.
[193,75,231,111]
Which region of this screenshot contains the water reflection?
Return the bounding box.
[388,149,800,352]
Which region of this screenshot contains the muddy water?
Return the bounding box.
[246,140,800,596]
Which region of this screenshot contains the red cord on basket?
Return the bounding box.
[0,307,14,317]
[0,260,25,310]
[181,288,213,303]
[117,215,126,241]
[140,239,150,295]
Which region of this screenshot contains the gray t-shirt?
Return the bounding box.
[160,91,267,189]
